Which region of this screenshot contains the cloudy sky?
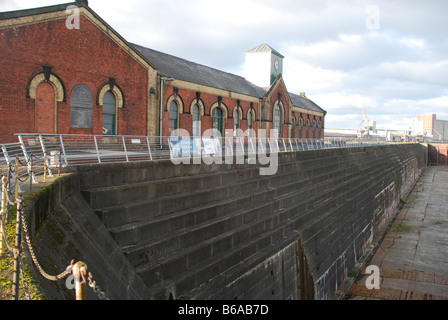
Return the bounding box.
[1,0,447,131]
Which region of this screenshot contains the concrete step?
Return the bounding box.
[136,182,346,295]
[96,176,268,229]
[93,152,349,228]
[121,199,281,270]
[81,168,259,210]
[109,148,392,266]
[134,201,295,290]
[109,186,276,249]
[130,160,370,291]
[109,151,378,250]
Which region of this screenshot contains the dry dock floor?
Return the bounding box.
[347,166,448,300]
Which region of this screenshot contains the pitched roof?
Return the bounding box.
[246,43,285,58]
[0,2,79,20]
[132,43,264,97]
[289,92,327,115]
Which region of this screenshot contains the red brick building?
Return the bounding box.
[0,1,326,143]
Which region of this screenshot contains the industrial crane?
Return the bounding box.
[361,108,376,132]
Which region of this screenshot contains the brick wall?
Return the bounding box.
[162,87,261,137]
[0,15,149,143]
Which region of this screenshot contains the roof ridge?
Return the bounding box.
[0,2,76,20]
[131,43,248,80]
[246,43,284,58]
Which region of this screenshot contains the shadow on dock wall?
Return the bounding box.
[24,143,427,300]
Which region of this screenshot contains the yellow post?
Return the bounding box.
[14,157,19,199]
[0,176,6,255]
[72,261,88,300]
[43,152,47,183]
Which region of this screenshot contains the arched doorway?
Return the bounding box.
[35,82,56,134]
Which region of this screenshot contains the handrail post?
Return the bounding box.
[94,136,101,164]
[122,136,129,162]
[17,135,36,184]
[59,135,69,167]
[0,176,7,255]
[43,152,47,183]
[12,197,23,300]
[146,136,153,161]
[29,157,33,191]
[72,261,88,300]
[39,135,52,177]
[14,157,19,199]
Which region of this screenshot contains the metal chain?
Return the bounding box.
[86,271,109,300]
[19,257,31,300]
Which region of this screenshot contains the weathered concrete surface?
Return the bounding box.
[347,166,448,300]
[24,143,427,300]
[22,173,151,300]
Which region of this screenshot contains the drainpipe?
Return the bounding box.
[160,77,164,146]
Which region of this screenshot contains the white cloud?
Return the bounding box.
[1,0,447,131]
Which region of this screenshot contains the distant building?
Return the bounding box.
[413,114,448,140]
[0,1,326,143]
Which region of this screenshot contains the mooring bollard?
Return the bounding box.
[72,261,88,300]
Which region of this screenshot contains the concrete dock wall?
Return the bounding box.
[427,143,448,165]
[26,143,426,300]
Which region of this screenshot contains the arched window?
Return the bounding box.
[291,117,295,138]
[248,111,253,137]
[70,84,92,129]
[273,104,281,138]
[233,109,240,136]
[306,119,310,138]
[169,100,179,134]
[192,104,200,137]
[312,120,317,138]
[212,107,223,136]
[318,120,323,138]
[102,91,116,135]
[298,117,303,138]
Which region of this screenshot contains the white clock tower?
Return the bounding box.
[244,43,284,88]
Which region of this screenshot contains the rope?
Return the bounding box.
[0,217,14,253]
[20,208,70,281]
[4,185,16,206]
[1,168,109,300]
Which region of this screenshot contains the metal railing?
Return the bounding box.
[0,133,389,185]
